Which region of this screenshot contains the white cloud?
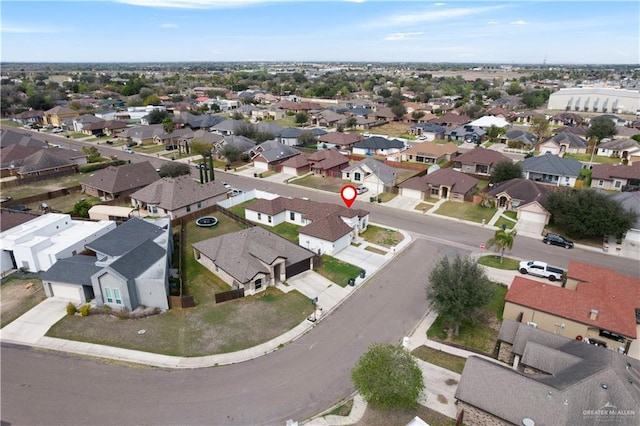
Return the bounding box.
[510,20,528,25]
[364,5,506,28]
[161,23,179,28]
[434,2,446,6]
[117,0,267,8]
[384,32,424,41]
[344,0,366,3]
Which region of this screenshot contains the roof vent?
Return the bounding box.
[522,419,535,426]
[590,309,599,320]
[602,384,608,390]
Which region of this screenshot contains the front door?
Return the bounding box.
[441,187,449,199]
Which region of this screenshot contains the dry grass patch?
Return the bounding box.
[289,174,351,193]
[1,277,46,328]
[360,225,404,248]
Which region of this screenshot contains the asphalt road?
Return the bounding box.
[2,130,638,425]
[1,238,455,426]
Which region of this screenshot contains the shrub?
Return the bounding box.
[66,302,77,316]
[113,308,130,320]
[78,304,91,317]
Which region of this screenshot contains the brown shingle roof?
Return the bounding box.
[299,214,353,241]
[81,161,160,194]
[454,147,511,166]
[591,163,640,180]
[399,168,478,194]
[130,175,228,211]
[317,132,361,146]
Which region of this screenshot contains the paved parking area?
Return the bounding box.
[383,195,422,211]
[334,245,389,274]
[284,270,350,312]
[0,297,70,345]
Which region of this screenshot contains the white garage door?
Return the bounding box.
[400,188,424,200]
[254,161,269,171]
[50,283,83,302]
[520,210,546,224]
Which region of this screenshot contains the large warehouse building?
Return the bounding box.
[547,87,640,115]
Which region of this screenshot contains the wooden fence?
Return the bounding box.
[216,204,255,228]
[1,185,82,207]
[215,288,245,304]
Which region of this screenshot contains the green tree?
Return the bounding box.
[486,228,517,264]
[505,81,523,96]
[530,116,550,146]
[587,117,618,161]
[158,162,190,178]
[26,93,53,111]
[294,111,309,126]
[390,102,407,119]
[81,146,102,163]
[143,94,162,106]
[162,117,176,153]
[377,88,392,98]
[427,255,494,337]
[544,189,636,239]
[411,111,425,121]
[490,161,522,183]
[298,131,316,146]
[191,140,214,182]
[345,117,357,129]
[72,199,92,218]
[218,145,243,163]
[351,343,424,410]
[147,109,169,125]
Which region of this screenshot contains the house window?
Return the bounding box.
[268,216,272,223]
[598,179,604,186]
[346,173,350,178]
[186,205,191,213]
[113,288,122,304]
[197,202,202,208]
[614,181,621,188]
[354,172,361,181]
[255,279,262,290]
[105,287,113,303]
[430,188,439,196]
[290,212,295,221]
[258,213,262,220]
[105,287,123,305]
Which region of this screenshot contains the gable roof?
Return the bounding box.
[610,192,640,228]
[598,138,640,151]
[487,178,548,205]
[308,149,350,170]
[0,144,41,168]
[277,127,304,138]
[85,217,166,257]
[40,255,102,285]
[457,325,640,426]
[545,132,589,148]
[505,261,640,338]
[80,161,160,194]
[468,115,510,128]
[428,112,471,126]
[591,162,640,180]
[521,153,583,176]
[280,154,311,169]
[0,128,48,149]
[399,168,478,194]
[410,122,447,133]
[354,136,405,150]
[404,141,458,157]
[317,132,361,146]
[130,175,228,211]
[505,129,537,146]
[253,140,301,162]
[19,149,77,174]
[245,196,367,223]
[108,238,166,279]
[192,227,315,284]
[454,147,511,166]
[220,135,256,152]
[299,214,353,241]
[342,158,397,185]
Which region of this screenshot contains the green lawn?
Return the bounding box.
[269,222,301,243]
[315,255,362,287]
[434,201,497,224]
[494,216,515,230]
[411,345,467,374]
[2,173,87,199]
[477,255,519,270]
[427,281,507,354]
[564,153,621,164]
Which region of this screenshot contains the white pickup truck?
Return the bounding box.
[518,260,565,282]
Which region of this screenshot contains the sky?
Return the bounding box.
[1,1,638,64]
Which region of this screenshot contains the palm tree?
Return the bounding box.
[486,228,517,264]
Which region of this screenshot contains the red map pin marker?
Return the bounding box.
[340,185,358,208]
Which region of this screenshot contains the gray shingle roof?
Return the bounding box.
[354,136,405,150]
[40,255,102,285]
[457,323,640,426]
[521,153,583,177]
[253,140,301,162]
[192,227,315,284]
[109,238,166,279]
[130,175,228,211]
[86,217,165,257]
[487,178,547,205]
[505,129,537,146]
[0,128,48,149]
[547,132,588,148]
[19,149,77,174]
[277,127,304,138]
[342,158,397,185]
[611,191,640,228]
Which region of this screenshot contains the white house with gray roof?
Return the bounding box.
[352,136,406,156]
[40,217,172,310]
[521,153,583,187]
[0,213,116,276]
[341,158,397,194]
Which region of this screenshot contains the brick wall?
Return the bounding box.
[457,402,512,426]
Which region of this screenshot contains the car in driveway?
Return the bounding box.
[542,233,574,249]
[356,186,368,195]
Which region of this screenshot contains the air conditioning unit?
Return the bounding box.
[526,322,538,328]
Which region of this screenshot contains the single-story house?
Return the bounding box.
[13,148,82,179]
[81,161,160,201]
[453,147,512,176]
[503,261,640,356]
[0,213,116,275]
[130,175,229,219]
[504,129,536,149]
[0,144,43,177]
[311,109,346,127]
[116,124,165,146]
[0,128,48,149]
[276,127,305,146]
[521,153,583,187]
[401,141,458,164]
[468,115,510,129]
[590,162,640,192]
[251,140,301,170]
[341,158,397,194]
[445,125,486,142]
[398,168,478,202]
[550,112,585,127]
[352,136,405,156]
[243,196,370,256]
[40,217,172,310]
[596,138,640,160]
[539,132,589,155]
[317,132,361,150]
[487,178,551,234]
[12,109,44,126]
[192,227,316,295]
[307,149,350,177]
[456,322,640,426]
[407,122,446,140]
[280,154,311,176]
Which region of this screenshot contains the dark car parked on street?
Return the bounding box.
[543,233,574,249]
[6,205,31,212]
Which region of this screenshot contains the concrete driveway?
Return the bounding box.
[383,195,422,211]
[285,270,350,312]
[515,219,545,238]
[334,245,388,275]
[0,297,70,344]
